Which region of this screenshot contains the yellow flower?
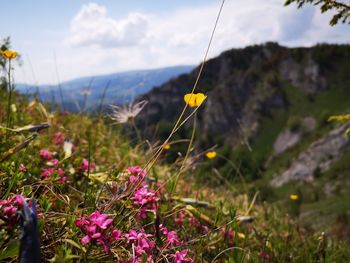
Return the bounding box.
[0,50,18,60]
[205,151,217,159]
[164,143,171,150]
[184,93,207,108]
[328,113,350,122]
[290,194,298,201]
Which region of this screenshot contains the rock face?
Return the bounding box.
[273,129,301,155]
[136,43,350,184]
[273,117,317,155]
[271,124,350,187]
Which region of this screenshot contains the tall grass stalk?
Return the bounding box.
[97,80,111,119]
[171,112,197,193]
[142,0,226,175]
[82,128,93,212]
[80,78,94,114]
[5,59,13,140]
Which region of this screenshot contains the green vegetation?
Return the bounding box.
[1,37,350,261]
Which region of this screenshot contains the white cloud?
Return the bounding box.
[66,3,149,47]
[17,1,350,84]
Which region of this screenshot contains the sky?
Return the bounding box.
[1,0,349,84]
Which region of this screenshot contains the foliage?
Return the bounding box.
[1,50,350,262]
[285,0,350,25]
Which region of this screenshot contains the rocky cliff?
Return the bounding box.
[137,43,350,185]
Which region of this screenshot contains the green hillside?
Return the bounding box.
[138,43,350,232]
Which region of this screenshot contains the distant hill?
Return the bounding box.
[16,65,194,112]
[137,42,350,228]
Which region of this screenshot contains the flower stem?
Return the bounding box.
[132,118,142,143]
[5,59,12,141]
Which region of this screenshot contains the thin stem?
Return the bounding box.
[5,59,12,141]
[217,153,248,193]
[143,0,226,175]
[131,118,142,144]
[172,111,197,193]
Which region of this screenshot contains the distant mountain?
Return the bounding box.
[16,65,194,112]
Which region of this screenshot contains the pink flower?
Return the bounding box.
[112,230,124,241]
[127,166,147,183]
[52,132,65,145]
[131,185,159,219]
[75,216,89,228]
[0,195,32,229]
[59,176,67,183]
[159,224,168,235]
[89,210,113,229]
[75,210,118,253]
[39,149,53,160]
[166,231,181,246]
[3,205,17,217]
[132,186,158,205]
[81,235,91,245]
[40,168,54,178]
[80,159,95,172]
[19,164,26,172]
[57,168,65,176]
[173,250,193,263]
[125,229,155,257]
[221,227,236,245]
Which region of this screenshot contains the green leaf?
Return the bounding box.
[141,253,148,263]
[63,239,87,253]
[0,240,19,260]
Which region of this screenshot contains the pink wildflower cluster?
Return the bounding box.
[75,211,194,261]
[75,210,123,252]
[80,158,95,173]
[52,132,65,145]
[157,224,193,263]
[131,185,159,219]
[126,166,159,219]
[122,228,193,263]
[159,224,182,246]
[39,149,67,182]
[127,166,147,183]
[0,195,30,229]
[124,229,155,261]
